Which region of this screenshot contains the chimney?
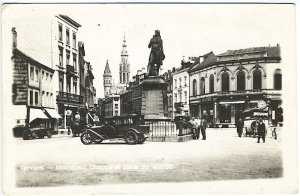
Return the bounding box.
[12,27,17,49]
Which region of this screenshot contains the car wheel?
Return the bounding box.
[125,131,138,145]
[137,138,146,144]
[32,131,37,139]
[47,130,52,138]
[23,130,30,140]
[80,132,93,145]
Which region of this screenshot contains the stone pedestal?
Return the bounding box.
[141,76,169,120]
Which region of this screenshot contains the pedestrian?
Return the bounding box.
[73,112,81,137]
[235,117,244,137]
[195,116,201,139]
[200,116,207,140]
[189,117,197,139]
[257,118,266,143]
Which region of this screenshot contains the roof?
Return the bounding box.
[188,52,217,72]
[13,48,54,73]
[103,60,111,76]
[78,41,85,56]
[189,45,281,73]
[58,15,81,28]
[218,46,280,57]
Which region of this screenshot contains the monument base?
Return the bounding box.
[141,76,169,120]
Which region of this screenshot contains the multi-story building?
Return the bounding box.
[11,28,60,135]
[172,57,197,118]
[103,94,120,118]
[162,68,176,119]
[188,45,282,127]
[11,14,83,130]
[54,15,82,128]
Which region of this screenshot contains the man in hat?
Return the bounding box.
[257,118,266,143]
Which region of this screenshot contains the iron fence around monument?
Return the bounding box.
[144,120,193,138]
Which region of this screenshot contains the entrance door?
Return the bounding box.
[219,105,231,123]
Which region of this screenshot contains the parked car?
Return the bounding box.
[23,127,53,140]
[80,116,150,145]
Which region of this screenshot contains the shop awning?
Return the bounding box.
[44,108,62,119]
[30,108,48,123]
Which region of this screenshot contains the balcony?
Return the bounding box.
[174,102,184,109]
[66,65,77,76]
[56,91,83,104]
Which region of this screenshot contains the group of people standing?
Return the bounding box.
[189,117,207,140]
[235,117,267,143]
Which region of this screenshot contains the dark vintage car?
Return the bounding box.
[80,116,150,145]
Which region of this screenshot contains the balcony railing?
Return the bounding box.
[174,102,184,108]
[56,91,83,104]
[66,65,77,76]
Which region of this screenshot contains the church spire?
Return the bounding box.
[119,34,130,84]
[103,59,111,76]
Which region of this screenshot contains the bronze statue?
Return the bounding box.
[147,30,165,76]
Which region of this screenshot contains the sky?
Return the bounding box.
[3,3,295,98]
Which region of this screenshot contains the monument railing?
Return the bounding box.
[145,120,192,137]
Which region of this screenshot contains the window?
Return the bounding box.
[30,66,34,80]
[209,74,214,93]
[174,79,177,88]
[30,90,33,105]
[237,71,245,91]
[42,91,45,105]
[66,28,70,45]
[115,104,118,109]
[58,24,62,41]
[66,76,71,93]
[184,91,187,104]
[200,77,205,95]
[59,47,63,67]
[46,72,49,81]
[73,78,77,94]
[35,91,38,105]
[274,69,282,90]
[222,72,230,91]
[50,74,53,82]
[253,70,262,89]
[42,71,44,80]
[35,69,39,82]
[66,52,70,65]
[184,76,187,86]
[73,33,76,48]
[179,92,182,102]
[73,54,77,71]
[179,78,182,87]
[59,73,64,92]
[192,79,197,96]
[46,92,49,106]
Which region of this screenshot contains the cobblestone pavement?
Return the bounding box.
[14,128,282,187]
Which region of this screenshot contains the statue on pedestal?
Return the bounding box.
[147,30,165,76]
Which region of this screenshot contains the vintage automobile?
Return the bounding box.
[242,108,268,137]
[80,116,150,145]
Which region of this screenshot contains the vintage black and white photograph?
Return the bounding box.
[2,2,297,195]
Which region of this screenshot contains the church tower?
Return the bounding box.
[119,35,130,85]
[103,60,112,97]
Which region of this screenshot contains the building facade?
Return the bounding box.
[103,94,120,118]
[11,27,60,135]
[103,60,112,97]
[172,57,197,118]
[162,69,175,119]
[189,45,282,127]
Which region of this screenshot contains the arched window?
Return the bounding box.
[209,74,214,93]
[200,77,205,95]
[192,79,197,96]
[222,72,230,91]
[274,69,282,90]
[253,70,262,89]
[237,71,245,91]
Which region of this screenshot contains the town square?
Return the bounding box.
[2,3,297,195]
